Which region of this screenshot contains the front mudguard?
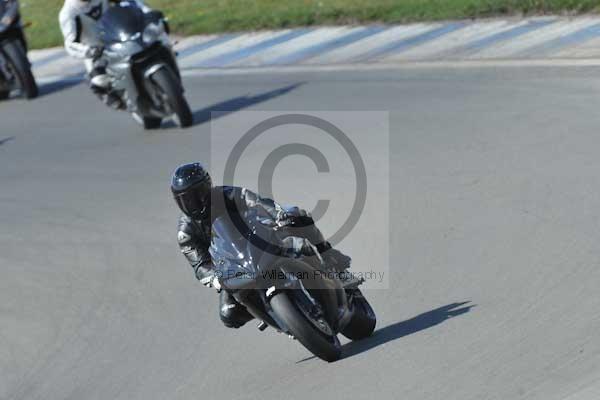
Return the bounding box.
[143,63,170,87]
[140,63,183,117]
[266,259,350,332]
[0,36,27,66]
[0,22,28,56]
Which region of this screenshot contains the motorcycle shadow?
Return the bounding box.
[0,136,14,146]
[37,76,83,98]
[161,82,304,129]
[296,301,475,363]
[0,78,81,100]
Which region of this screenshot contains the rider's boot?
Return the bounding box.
[89,65,111,92]
[89,65,124,110]
[219,291,254,329]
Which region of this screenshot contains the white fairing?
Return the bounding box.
[59,0,151,60]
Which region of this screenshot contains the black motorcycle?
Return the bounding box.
[209,209,376,362]
[98,2,192,129]
[0,0,38,100]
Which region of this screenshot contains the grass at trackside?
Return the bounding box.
[21,0,600,50]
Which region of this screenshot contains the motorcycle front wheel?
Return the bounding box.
[270,292,341,362]
[150,68,192,128]
[1,39,38,99]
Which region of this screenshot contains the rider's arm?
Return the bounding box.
[238,188,287,223]
[58,6,92,59]
[177,216,213,281]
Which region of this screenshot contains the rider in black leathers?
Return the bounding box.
[171,162,351,328]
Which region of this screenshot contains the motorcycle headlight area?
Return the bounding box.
[0,15,14,27]
[0,2,18,27]
[142,22,164,45]
[107,41,143,58]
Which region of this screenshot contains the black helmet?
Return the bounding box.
[171,163,212,219]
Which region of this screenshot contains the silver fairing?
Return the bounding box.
[103,31,177,117]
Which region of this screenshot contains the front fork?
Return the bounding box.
[265,276,352,335]
[0,40,17,89]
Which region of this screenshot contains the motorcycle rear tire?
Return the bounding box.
[143,117,162,129]
[270,292,341,362]
[2,39,38,99]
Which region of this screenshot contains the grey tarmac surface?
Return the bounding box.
[2,66,600,400]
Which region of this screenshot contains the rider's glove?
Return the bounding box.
[200,275,221,292]
[275,217,292,229]
[87,46,104,61]
[278,211,314,229]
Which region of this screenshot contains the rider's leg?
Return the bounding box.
[86,59,123,109]
[87,58,110,91]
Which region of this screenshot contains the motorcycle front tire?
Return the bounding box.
[2,39,38,99]
[150,68,192,128]
[270,292,341,362]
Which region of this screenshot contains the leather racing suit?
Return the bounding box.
[58,0,152,105]
[59,0,151,65]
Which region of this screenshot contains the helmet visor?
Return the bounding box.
[174,190,210,219]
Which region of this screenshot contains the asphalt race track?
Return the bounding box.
[3,66,600,400]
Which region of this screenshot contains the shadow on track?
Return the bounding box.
[163,83,304,129]
[0,136,15,146]
[296,301,475,363]
[342,301,475,359]
[38,76,83,98]
[0,76,82,101]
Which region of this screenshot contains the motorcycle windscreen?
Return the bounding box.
[210,212,283,288]
[98,2,145,43]
[210,215,257,284]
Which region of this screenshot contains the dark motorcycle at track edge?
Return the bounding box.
[98,2,192,129]
[0,0,38,100]
[210,209,377,362]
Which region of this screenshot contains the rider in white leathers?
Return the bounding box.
[58,0,152,104]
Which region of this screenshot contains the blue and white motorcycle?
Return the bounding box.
[98,2,192,128]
